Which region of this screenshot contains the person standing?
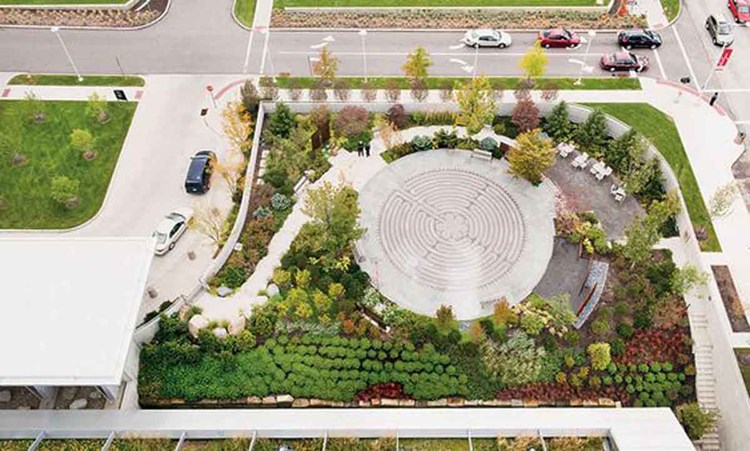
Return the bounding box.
[357,141,364,157]
[365,142,371,157]
[709,92,719,106]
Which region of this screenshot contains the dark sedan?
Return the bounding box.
[538,28,581,48]
[600,51,649,72]
[617,29,662,49]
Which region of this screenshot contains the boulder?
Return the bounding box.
[212,327,228,339]
[88,391,102,400]
[246,396,262,405]
[217,286,233,297]
[427,399,447,407]
[292,399,310,408]
[262,396,276,405]
[188,314,209,338]
[228,316,247,336]
[398,399,415,407]
[511,399,523,407]
[276,394,294,406]
[69,399,87,410]
[0,390,10,403]
[447,398,464,407]
[266,283,280,298]
[381,398,399,407]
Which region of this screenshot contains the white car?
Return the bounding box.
[153,208,193,256]
[461,29,513,48]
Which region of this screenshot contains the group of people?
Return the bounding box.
[356,140,371,157]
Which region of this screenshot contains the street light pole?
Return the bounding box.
[51,27,83,82]
[702,42,728,91]
[358,29,368,82]
[574,30,596,86]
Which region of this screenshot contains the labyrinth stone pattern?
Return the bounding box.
[357,149,555,320]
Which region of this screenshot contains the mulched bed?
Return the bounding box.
[0,0,167,28]
[271,9,646,30]
[712,265,750,332]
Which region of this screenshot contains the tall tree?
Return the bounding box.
[191,202,226,246]
[506,129,556,186]
[575,109,609,157]
[221,101,254,153]
[544,101,575,144]
[510,98,540,133]
[301,181,364,262]
[402,46,432,81]
[519,41,548,80]
[313,47,339,85]
[622,192,680,266]
[454,75,495,135]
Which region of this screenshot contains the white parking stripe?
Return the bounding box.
[653,47,667,80]
[243,31,254,74]
[671,26,700,91]
[260,31,271,76]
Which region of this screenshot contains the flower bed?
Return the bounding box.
[271,9,646,29]
[0,0,164,27]
[712,265,749,332]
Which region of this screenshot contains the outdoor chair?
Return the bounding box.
[596,166,613,181]
[572,152,589,169]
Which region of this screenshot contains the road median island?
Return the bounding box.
[270,7,645,29]
[0,0,167,27]
[8,74,145,87]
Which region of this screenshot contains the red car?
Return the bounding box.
[600,51,649,72]
[728,0,750,23]
[538,28,581,48]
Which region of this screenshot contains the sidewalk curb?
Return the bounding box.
[231,0,252,31]
[652,0,682,31]
[0,0,171,31]
[269,27,624,33]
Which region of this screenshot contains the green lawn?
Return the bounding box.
[234,0,257,28]
[276,0,598,7]
[275,76,641,91]
[8,74,145,87]
[661,0,680,23]
[0,100,137,229]
[0,0,127,4]
[584,103,720,252]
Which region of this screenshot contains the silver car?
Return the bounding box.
[153,208,194,256]
[461,29,512,49]
[705,14,734,46]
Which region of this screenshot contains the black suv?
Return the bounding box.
[184,150,216,194]
[617,29,662,49]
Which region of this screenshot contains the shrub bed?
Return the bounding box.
[0,2,163,27]
[271,9,646,29]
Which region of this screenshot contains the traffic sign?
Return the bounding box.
[716,48,733,70]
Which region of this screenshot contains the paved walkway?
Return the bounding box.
[252,0,274,29]
[630,0,670,29]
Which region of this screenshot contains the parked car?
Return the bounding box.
[538,28,580,48]
[728,0,750,23]
[705,14,735,46]
[461,29,512,48]
[153,208,193,256]
[599,51,649,72]
[184,150,216,194]
[617,29,662,49]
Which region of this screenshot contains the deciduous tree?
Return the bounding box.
[221,101,253,153]
[506,129,555,185]
[50,175,80,209]
[86,92,109,122]
[191,202,226,246]
[709,181,739,218]
[519,41,548,80]
[622,192,680,266]
[510,98,540,132]
[454,75,495,135]
[402,46,432,81]
[313,47,339,85]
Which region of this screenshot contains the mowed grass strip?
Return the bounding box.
[584,103,720,252]
[273,76,641,90]
[276,0,598,7]
[8,74,145,87]
[234,0,257,28]
[0,100,137,229]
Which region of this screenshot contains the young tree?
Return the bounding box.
[676,403,718,440]
[623,157,660,196]
[519,41,548,80]
[50,175,80,209]
[86,92,109,122]
[70,129,96,159]
[454,75,495,135]
[410,79,428,102]
[607,128,639,174]
[402,46,432,81]
[510,98,540,133]
[217,153,245,195]
[622,193,680,266]
[312,47,339,85]
[544,101,575,144]
[301,181,364,260]
[23,91,45,123]
[493,298,517,326]
[575,109,609,157]
[709,181,739,218]
[309,105,331,150]
[507,129,556,185]
[334,106,369,141]
[191,202,226,246]
[333,79,351,101]
[240,79,261,114]
[222,101,253,153]
[376,115,403,151]
[670,265,709,296]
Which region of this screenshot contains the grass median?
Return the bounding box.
[8,74,145,87]
[584,103,720,252]
[274,76,642,90]
[234,0,257,28]
[0,100,137,229]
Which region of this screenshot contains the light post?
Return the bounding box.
[358,29,368,82]
[574,30,596,86]
[51,27,83,82]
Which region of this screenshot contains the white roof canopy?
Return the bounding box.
[0,237,154,387]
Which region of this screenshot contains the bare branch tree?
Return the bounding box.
[191,202,227,246]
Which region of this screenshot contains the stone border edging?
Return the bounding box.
[283,1,614,13]
[270,27,624,32]
[0,0,171,31]
[0,0,136,11]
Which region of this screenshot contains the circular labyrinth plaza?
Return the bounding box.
[356,149,555,320]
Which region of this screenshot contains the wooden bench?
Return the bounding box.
[471,149,493,161]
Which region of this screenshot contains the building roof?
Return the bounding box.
[0,237,154,387]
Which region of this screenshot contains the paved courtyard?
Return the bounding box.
[357,149,555,320]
